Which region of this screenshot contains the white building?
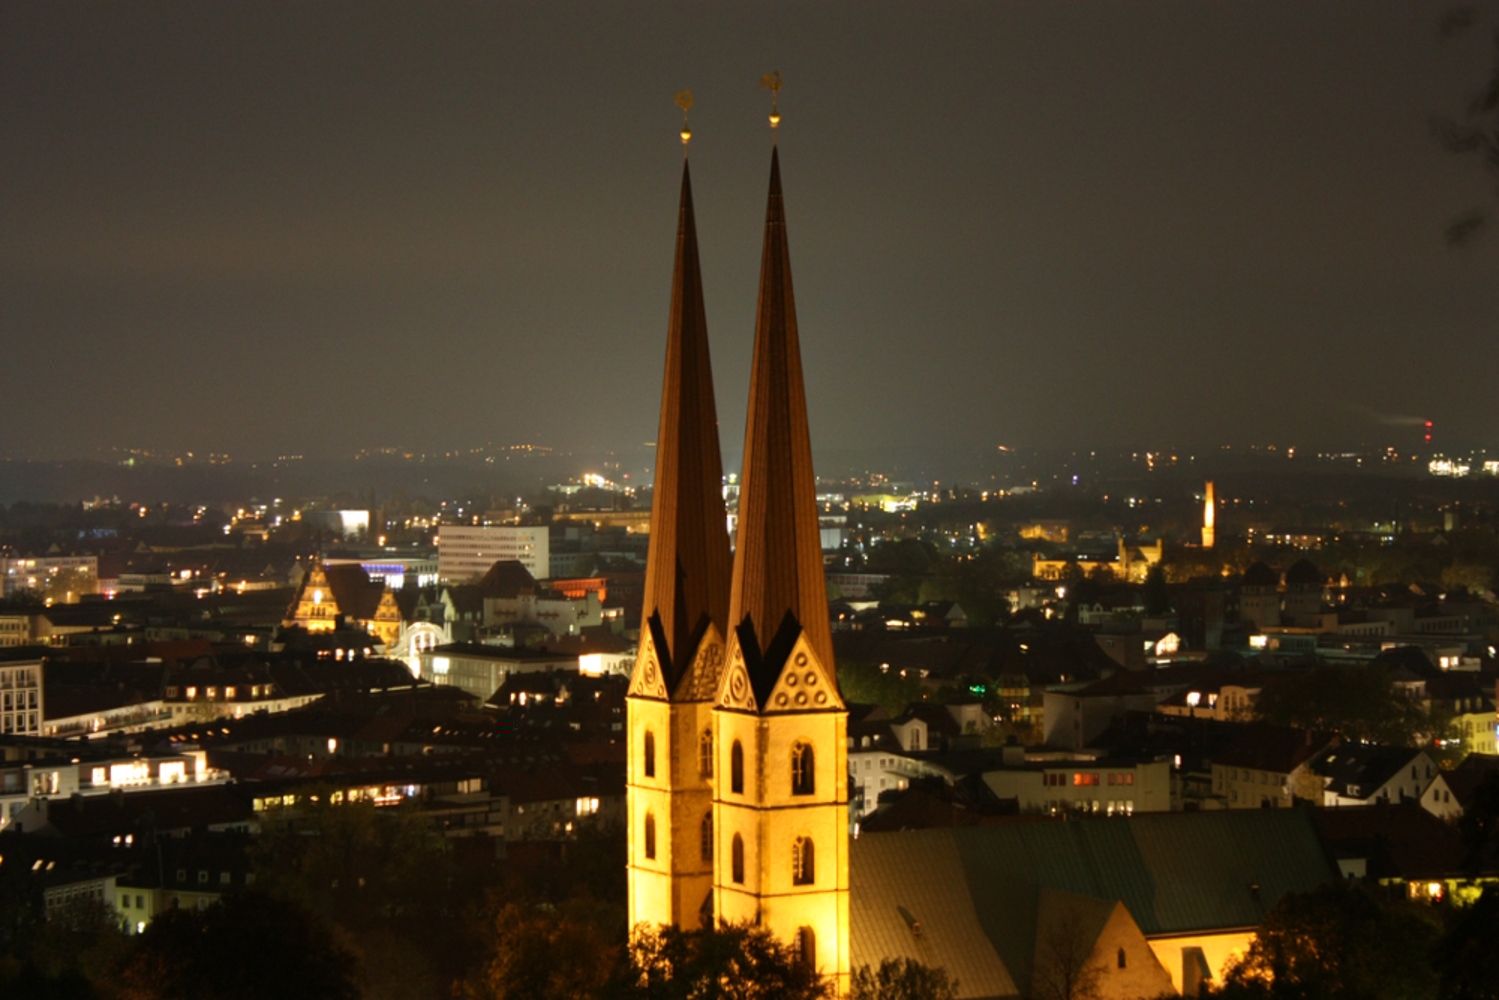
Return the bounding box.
[0,652,42,736]
[2,555,98,599]
[437,525,550,582]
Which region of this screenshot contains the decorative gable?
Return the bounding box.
[628,628,669,700]
[716,643,759,713]
[674,621,727,703]
[762,632,844,714]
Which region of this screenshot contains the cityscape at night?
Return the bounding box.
[2,4,1499,1000]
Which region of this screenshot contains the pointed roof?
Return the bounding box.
[729,147,833,698]
[639,159,732,690]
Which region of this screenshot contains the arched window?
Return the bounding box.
[731,833,745,884]
[644,812,656,860]
[698,727,714,779]
[643,729,656,779]
[792,836,815,885]
[700,811,713,863]
[1117,947,1127,969]
[730,739,744,795]
[796,926,817,970]
[791,742,815,796]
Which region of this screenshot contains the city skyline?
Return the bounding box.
[4,2,1499,465]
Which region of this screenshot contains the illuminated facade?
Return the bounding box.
[710,147,849,990]
[627,156,734,933]
[283,561,403,648]
[437,525,549,582]
[627,138,850,990]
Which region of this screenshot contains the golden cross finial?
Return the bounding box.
[760,71,783,132]
[675,90,693,150]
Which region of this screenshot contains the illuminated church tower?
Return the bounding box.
[626,119,734,932]
[712,114,851,989]
[1202,480,1216,549]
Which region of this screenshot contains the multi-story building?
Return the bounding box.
[1,555,99,600]
[437,525,550,582]
[0,649,43,736]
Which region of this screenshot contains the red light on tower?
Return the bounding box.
[1424,420,1433,444]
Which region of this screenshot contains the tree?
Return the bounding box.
[850,958,958,1000]
[1458,770,1499,874]
[250,795,465,998]
[1431,886,1499,1000]
[1253,665,1448,748]
[460,901,620,1000]
[1209,882,1439,1000]
[620,922,832,1000]
[836,658,927,717]
[1432,9,1499,244]
[116,892,359,1000]
[1031,906,1103,1000]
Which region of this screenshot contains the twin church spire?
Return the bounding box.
[626,92,850,989]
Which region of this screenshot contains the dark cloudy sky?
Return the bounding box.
[3,2,1497,464]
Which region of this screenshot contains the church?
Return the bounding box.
[625,102,1337,1000]
[625,98,852,992]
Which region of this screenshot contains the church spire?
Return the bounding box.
[727,145,832,700]
[639,157,732,691]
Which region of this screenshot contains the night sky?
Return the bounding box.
[3,2,1497,465]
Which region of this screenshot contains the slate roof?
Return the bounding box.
[1285,558,1322,587]
[851,825,1019,999]
[1309,744,1423,799]
[975,810,1330,933]
[477,559,538,598]
[1313,803,1474,880]
[1242,562,1279,589]
[1214,726,1337,773]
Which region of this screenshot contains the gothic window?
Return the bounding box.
[644,812,657,860]
[791,742,815,796]
[796,926,817,970]
[731,833,745,884]
[730,739,744,794]
[698,727,714,778]
[700,811,713,863]
[792,836,815,885]
[644,729,656,779]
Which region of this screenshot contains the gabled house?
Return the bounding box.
[1309,744,1438,809]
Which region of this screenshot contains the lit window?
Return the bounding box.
[791,742,815,796]
[698,728,713,779]
[792,836,815,885]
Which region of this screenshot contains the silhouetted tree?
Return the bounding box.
[116,892,359,1000]
[1432,886,1499,1000]
[850,957,958,1000]
[1254,665,1450,748]
[1209,882,1438,1000]
[1431,8,1499,244]
[460,900,621,1000]
[620,922,831,1000]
